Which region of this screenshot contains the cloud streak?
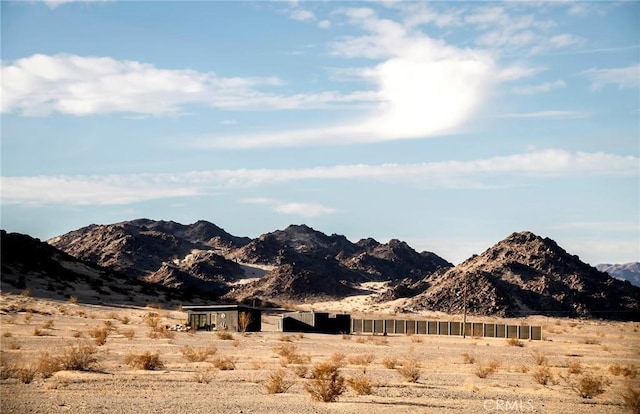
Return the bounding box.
[2,150,636,206]
[242,198,336,217]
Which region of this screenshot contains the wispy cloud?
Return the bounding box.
[0,54,375,116]
[242,198,336,217]
[42,0,108,9]
[511,80,566,95]
[583,64,640,91]
[2,150,636,206]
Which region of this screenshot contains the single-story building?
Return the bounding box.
[279,311,351,334]
[184,304,261,332]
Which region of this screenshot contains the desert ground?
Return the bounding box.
[0,293,638,414]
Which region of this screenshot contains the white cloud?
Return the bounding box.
[549,33,583,48]
[511,80,566,95]
[583,64,640,90]
[2,150,636,206]
[241,198,336,217]
[42,0,108,9]
[318,20,331,29]
[0,54,380,116]
[290,9,315,22]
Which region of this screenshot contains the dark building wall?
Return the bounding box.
[186,306,261,332]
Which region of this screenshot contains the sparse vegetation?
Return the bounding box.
[507,337,524,347]
[532,365,555,385]
[304,361,346,402]
[346,373,374,395]
[181,345,217,362]
[192,367,215,384]
[568,373,609,399]
[381,356,398,369]
[238,311,252,334]
[16,364,38,384]
[474,360,500,379]
[216,330,234,340]
[567,359,583,375]
[347,353,375,366]
[531,351,548,366]
[125,351,164,370]
[211,356,236,370]
[609,363,637,379]
[395,355,422,383]
[89,326,109,345]
[264,369,293,394]
[622,386,640,414]
[273,343,310,366]
[461,352,476,364]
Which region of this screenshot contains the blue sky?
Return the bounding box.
[1,0,639,265]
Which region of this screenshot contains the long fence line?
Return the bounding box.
[351,319,542,340]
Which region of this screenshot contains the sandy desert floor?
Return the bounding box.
[0,293,638,414]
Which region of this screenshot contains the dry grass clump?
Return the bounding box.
[622,386,640,414]
[42,320,54,330]
[16,364,38,384]
[118,315,130,325]
[216,330,234,340]
[341,333,351,340]
[531,351,548,366]
[368,336,389,346]
[6,339,21,350]
[264,369,293,394]
[507,337,524,347]
[381,356,398,369]
[567,373,610,399]
[410,335,423,343]
[566,359,583,375]
[346,373,374,395]
[347,353,375,366]
[532,365,556,386]
[304,361,346,402]
[273,343,310,366]
[395,355,422,383]
[355,336,366,344]
[33,326,50,336]
[291,364,309,378]
[32,344,100,377]
[192,367,215,384]
[181,345,217,362]
[474,360,500,379]
[609,363,637,379]
[125,351,164,370]
[461,352,476,364]
[211,356,236,371]
[89,326,109,345]
[0,354,19,380]
[121,329,135,339]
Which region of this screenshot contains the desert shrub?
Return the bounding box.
[278,334,294,342]
[582,338,600,345]
[125,351,163,370]
[68,296,79,304]
[273,343,309,366]
[341,333,351,340]
[89,327,109,346]
[42,320,54,330]
[16,365,37,384]
[396,355,422,383]
[121,329,135,339]
[119,316,130,325]
[569,373,609,399]
[531,351,548,366]
[532,365,555,386]
[59,344,99,371]
[461,352,476,364]
[20,288,31,297]
[103,320,115,331]
[181,345,217,362]
[507,337,524,347]
[475,360,500,379]
[347,353,375,366]
[37,352,61,378]
[24,312,33,323]
[347,373,374,395]
[304,361,346,402]
[6,339,21,350]
[292,364,309,378]
[147,325,175,339]
[622,386,640,414]
[567,360,583,375]
[410,335,423,343]
[355,336,366,344]
[33,327,48,336]
[381,357,398,369]
[329,352,346,368]
[0,354,19,380]
[264,369,293,394]
[211,356,236,370]
[216,330,234,340]
[238,312,252,334]
[609,364,638,379]
[143,313,160,328]
[192,367,215,384]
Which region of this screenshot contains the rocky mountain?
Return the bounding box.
[47,220,451,303]
[48,220,246,295]
[1,230,197,306]
[596,262,640,287]
[400,232,639,320]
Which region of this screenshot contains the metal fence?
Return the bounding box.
[351,319,542,340]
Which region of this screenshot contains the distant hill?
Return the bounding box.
[0,230,199,306]
[596,262,640,287]
[26,219,640,320]
[400,232,639,320]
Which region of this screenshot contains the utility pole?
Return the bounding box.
[462,272,467,339]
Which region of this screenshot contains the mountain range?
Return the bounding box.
[2,219,638,320]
